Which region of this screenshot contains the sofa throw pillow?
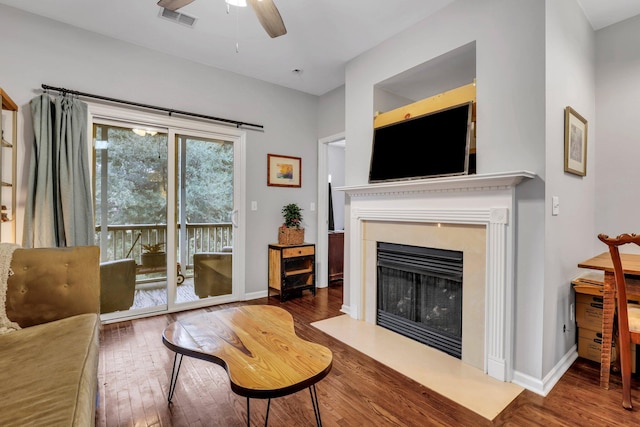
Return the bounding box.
[0,243,21,335]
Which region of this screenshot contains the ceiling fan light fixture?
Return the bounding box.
[225,0,247,7]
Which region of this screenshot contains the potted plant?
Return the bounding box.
[141,242,166,268]
[278,203,304,245]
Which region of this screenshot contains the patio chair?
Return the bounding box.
[100,258,136,313]
[193,247,232,298]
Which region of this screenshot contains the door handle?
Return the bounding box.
[231,209,238,228]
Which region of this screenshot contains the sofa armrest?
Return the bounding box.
[6,246,100,328]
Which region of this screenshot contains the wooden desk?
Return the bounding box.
[578,252,640,388]
[162,305,332,425]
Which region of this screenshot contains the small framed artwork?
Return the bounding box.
[267,154,302,188]
[564,106,588,176]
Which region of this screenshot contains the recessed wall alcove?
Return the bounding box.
[373,41,476,115]
[370,42,478,182]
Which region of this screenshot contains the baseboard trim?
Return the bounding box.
[244,290,269,300]
[340,304,351,316]
[512,345,578,396]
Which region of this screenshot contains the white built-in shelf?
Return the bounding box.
[0,87,17,242]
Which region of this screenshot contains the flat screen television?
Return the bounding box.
[369,102,473,183]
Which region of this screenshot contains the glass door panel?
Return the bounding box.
[94,122,168,316]
[175,134,234,305]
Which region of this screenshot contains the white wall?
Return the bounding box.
[346,0,546,181]
[318,85,345,139]
[0,5,319,296]
[344,0,551,383]
[543,0,596,384]
[342,0,605,391]
[595,15,640,243]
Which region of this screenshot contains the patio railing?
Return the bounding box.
[95,222,233,269]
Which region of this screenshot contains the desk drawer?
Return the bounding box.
[283,246,314,258]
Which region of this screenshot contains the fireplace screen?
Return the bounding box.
[376,242,463,359]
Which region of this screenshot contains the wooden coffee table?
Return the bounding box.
[162,305,333,426]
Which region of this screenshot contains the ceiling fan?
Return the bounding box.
[157,0,287,38]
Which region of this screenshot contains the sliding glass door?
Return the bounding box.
[92,110,243,321]
[175,132,234,304]
[94,122,170,316]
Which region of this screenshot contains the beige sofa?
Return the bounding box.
[0,246,100,427]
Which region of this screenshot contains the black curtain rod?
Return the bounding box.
[41,84,263,130]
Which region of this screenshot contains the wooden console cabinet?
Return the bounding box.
[328,231,344,283]
[268,243,316,302]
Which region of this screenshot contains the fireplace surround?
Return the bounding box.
[339,171,534,382]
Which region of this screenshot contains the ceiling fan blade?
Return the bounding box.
[157,0,195,11]
[248,0,287,38]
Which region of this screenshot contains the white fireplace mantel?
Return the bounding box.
[337,171,535,382]
[338,171,535,197]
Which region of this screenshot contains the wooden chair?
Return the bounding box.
[598,233,640,409]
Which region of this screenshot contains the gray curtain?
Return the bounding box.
[23,94,94,248]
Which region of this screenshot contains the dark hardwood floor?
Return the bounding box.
[97,285,640,426]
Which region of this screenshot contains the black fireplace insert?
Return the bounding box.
[376,242,463,359]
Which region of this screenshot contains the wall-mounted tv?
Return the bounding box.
[369,102,473,183]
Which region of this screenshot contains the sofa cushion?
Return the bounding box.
[0,313,100,427]
[6,246,100,327]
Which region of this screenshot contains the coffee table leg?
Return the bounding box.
[167,353,183,405]
[245,397,272,427]
[246,388,320,426]
[264,398,271,426]
[310,384,322,427]
[246,397,250,427]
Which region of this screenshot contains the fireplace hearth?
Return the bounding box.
[376,242,463,358]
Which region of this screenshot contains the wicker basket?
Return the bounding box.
[278,227,304,245]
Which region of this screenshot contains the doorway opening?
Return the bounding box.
[317,134,345,289]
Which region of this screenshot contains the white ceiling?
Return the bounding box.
[1,0,639,96]
[577,0,640,30]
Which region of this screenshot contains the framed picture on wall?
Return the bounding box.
[267,154,302,188]
[564,106,588,176]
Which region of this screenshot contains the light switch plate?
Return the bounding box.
[552,196,559,216]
